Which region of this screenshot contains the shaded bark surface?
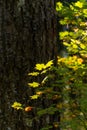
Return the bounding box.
[0,0,58,129]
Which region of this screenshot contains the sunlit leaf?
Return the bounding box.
[35,63,45,71]
[70,5,74,10]
[77,58,83,64]
[80,43,86,49]
[41,76,48,84]
[30,95,39,99]
[83,9,87,14]
[12,102,23,110]
[63,42,70,47]
[60,31,69,39]
[36,91,43,95]
[72,44,78,49]
[56,2,63,11]
[45,60,53,68]
[80,22,86,26]
[25,106,33,112]
[28,72,39,76]
[41,69,47,74]
[28,82,40,88]
[75,1,83,8]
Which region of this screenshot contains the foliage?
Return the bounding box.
[12,0,87,129]
[12,102,23,110]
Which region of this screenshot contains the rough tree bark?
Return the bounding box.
[0,0,58,129]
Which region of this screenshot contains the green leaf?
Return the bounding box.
[37,107,58,117]
[41,125,53,130]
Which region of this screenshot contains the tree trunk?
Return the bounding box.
[0,0,58,129]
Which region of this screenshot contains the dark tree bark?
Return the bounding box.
[0,0,58,129]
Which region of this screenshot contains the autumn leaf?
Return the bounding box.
[36,91,43,95]
[77,58,83,64]
[30,95,39,99]
[25,106,33,112]
[35,63,45,71]
[12,102,23,110]
[45,60,53,68]
[28,82,40,88]
[53,122,59,128]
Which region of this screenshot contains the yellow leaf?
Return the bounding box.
[72,44,78,49]
[77,58,83,64]
[28,82,40,88]
[35,63,45,71]
[80,44,86,49]
[56,2,63,11]
[75,1,83,8]
[12,102,23,110]
[35,61,53,71]
[83,9,87,15]
[73,55,77,60]
[45,60,53,68]
[70,5,74,10]
[63,42,69,46]
[28,72,39,76]
[30,95,39,99]
[80,22,86,26]
[60,31,69,38]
